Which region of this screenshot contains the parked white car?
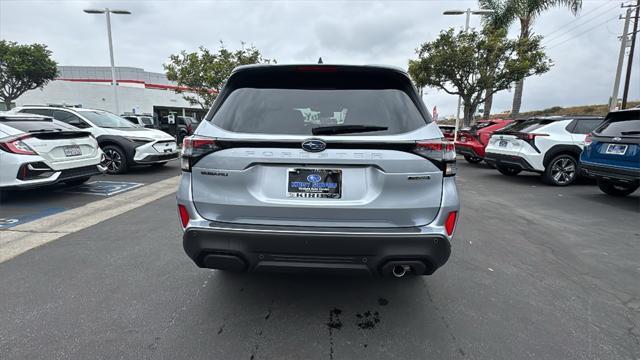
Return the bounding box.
[0,114,105,199]
[11,106,179,174]
[484,116,604,186]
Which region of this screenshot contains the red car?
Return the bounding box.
[455,119,514,163]
[438,125,456,141]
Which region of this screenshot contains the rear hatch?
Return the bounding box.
[490,118,556,153]
[187,65,451,228]
[586,111,640,169]
[1,118,99,170]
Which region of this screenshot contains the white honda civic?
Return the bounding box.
[0,114,105,199]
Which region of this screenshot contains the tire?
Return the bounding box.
[65,176,91,186]
[101,145,128,174]
[177,132,188,145]
[463,155,483,164]
[151,162,167,167]
[597,179,639,196]
[496,165,521,176]
[543,154,578,186]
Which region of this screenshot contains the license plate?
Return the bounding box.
[63,145,82,157]
[287,168,342,199]
[605,144,627,155]
[499,140,508,147]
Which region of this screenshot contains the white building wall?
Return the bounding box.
[16,80,200,115]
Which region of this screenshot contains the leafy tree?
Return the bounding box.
[408,28,550,127]
[487,0,582,116]
[0,41,58,110]
[164,42,275,109]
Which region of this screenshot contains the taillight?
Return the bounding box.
[181,135,219,171]
[177,204,190,228]
[445,211,457,236]
[515,133,548,141]
[584,133,592,146]
[0,135,36,155]
[414,139,456,176]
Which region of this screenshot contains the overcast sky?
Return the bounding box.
[1,0,638,116]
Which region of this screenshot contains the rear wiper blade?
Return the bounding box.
[620,131,640,135]
[311,125,388,136]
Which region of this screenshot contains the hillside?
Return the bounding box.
[492,101,640,119]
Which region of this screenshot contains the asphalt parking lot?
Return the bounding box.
[0,161,638,360]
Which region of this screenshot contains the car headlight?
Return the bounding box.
[125,137,154,147]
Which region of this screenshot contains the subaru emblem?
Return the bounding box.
[301,139,326,152]
[307,174,322,183]
[612,137,622,142]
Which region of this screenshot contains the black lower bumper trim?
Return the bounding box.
[183,224,451,276]
[484,153,538,172]
[136,152,179,164]
[581,162,640,183]
[455,145,480,158]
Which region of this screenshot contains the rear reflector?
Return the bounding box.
[445,211,457,236]
[178,204,190,228]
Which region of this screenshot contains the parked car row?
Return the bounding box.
[453,109,639,196]
[10,106,180,174]
[1,107,182,198]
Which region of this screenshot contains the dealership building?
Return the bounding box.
[13,66,207,120]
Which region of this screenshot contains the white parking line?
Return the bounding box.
[0,176,180,264]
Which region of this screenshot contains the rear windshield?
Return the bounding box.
[499,119,554,133]
[595,117,640,137]
[469,121,495,133]
[211,88,427,135]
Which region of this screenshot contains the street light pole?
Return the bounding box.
[610,7,632,111]
[84,8,131,115]
[104,9,119,114]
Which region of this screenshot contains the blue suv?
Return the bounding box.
[580,109,640,196]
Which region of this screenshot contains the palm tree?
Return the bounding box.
[480,0,582,117]
[479,0,513,119]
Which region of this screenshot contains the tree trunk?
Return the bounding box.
[2,99,12,111]
[511,78,524,117]
[462,101,476,127]
[512,18,531,118]
[483,90,493,119]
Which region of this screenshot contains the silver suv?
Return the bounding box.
[176,65,460,277]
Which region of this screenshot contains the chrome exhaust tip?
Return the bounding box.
[392,265,408,278]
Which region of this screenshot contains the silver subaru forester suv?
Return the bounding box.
[177,64,460,277]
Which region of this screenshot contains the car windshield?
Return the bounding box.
[81,111,135,128]
[140,117,154,126]
[211,88,426,135]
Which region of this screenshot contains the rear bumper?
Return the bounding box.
[0,164,104,190]
[484,152,539,172]
[580,161,640,183]
[455,143,484,158]
[183,222,451,276]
